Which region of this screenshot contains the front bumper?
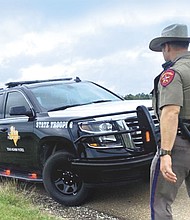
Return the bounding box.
[71,153,154,186]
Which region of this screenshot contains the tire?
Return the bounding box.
[43,151,90,206]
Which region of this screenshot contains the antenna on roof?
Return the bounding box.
[74,77,81,82]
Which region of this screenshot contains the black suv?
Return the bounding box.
[0,77,158,206]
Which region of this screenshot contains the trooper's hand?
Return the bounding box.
[160,155,177,183]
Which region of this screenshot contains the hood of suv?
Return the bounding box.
[48,100,151,119]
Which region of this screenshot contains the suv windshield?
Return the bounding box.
[30,81,121,111]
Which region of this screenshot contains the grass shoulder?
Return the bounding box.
[0,179,61,220]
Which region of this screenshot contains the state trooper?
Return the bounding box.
[149,24,190,220]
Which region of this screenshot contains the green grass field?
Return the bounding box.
[0,180,60,220]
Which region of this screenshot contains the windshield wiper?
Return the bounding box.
[90,100,112,104]
[48,104,83,112]
[48,100,112,112]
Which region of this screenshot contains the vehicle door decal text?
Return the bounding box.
[36,121,68,129]
[6,147,24,153]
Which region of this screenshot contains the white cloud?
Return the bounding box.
[1,0,190,95]
[1,2,190,60]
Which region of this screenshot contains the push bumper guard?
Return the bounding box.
[66,105,157,185]
[67,105,157,154]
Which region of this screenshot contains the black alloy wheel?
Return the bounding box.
[43,151,89,206]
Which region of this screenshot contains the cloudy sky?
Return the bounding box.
[0,0,190,95]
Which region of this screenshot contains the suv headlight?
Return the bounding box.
[78,120,127,148]
[79,121,116,133]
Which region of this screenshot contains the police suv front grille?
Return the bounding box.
[125,116,143,148]
[125,109,159,150]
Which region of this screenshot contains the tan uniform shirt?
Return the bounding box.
[154,52,190,119]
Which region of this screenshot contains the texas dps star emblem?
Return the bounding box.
[160,69,175,87]
[8,126,20,146]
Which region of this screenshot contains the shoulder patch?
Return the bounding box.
[160,69,175,87]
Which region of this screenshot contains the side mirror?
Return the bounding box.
[9,106,35,118]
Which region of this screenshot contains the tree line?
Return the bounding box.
[123,93,152,100]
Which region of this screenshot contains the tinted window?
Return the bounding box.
[5,92,30,118]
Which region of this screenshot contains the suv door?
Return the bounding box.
[0,91,37,170]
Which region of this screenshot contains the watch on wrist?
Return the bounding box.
[159,149,172,157]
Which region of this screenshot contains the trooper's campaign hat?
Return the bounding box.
[149,24,190,52]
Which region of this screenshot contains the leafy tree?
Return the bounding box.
[123,93,152,100]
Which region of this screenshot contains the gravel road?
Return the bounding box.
[34,184,120,220]
[1,177,189,219]
[31,180,190,220]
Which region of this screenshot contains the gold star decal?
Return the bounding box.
[8,126,20,146]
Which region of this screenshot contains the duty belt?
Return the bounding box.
[179,119,190,140]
